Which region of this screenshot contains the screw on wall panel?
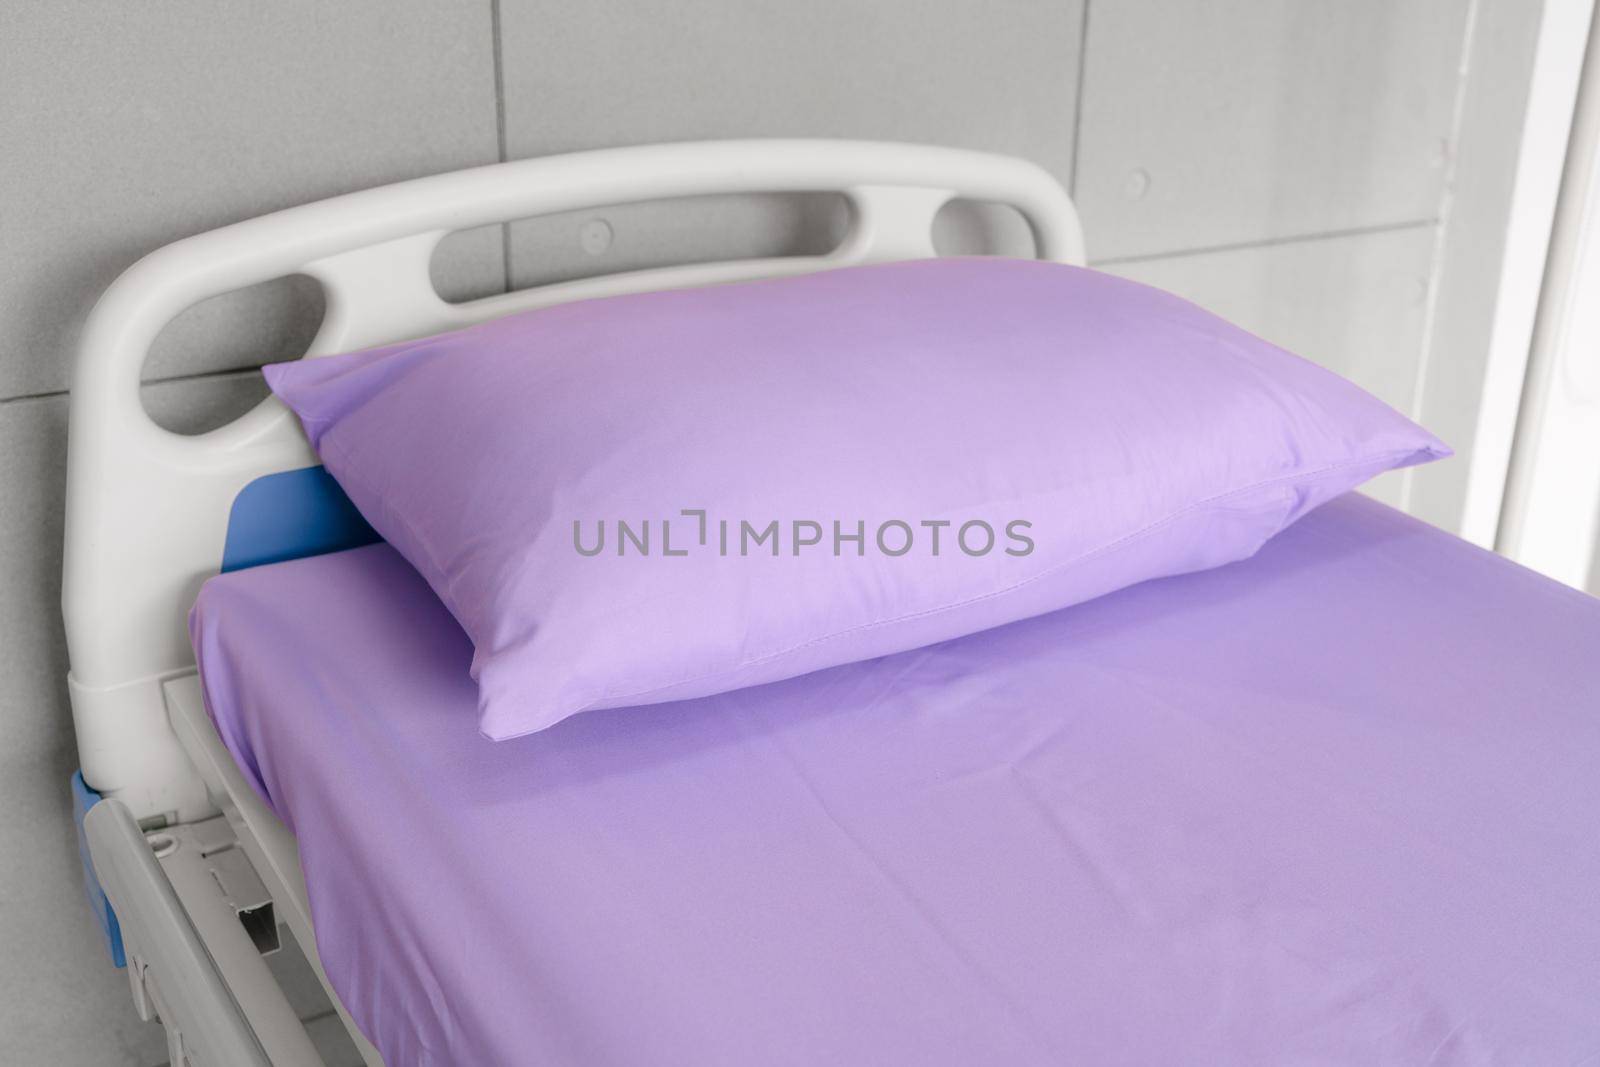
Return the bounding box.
[1124,168,1151,201]
[580,218,614,255]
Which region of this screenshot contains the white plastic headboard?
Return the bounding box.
[63,139,1085,821]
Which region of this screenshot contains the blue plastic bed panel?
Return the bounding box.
[71,771,126,967]
[221,465,380,573]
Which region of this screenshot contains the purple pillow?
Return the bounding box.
[265,258,1447,740]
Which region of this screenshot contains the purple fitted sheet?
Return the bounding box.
[191,494,1600,1066]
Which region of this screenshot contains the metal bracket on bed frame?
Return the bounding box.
[88,758,372,1065]
[85,799,295,1065]
[165,673,386,1066]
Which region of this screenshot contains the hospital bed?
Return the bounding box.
[64,141,1600,1064]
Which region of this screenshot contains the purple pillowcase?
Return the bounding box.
[265,258,1448,740]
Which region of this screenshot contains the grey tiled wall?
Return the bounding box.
[496,0,1084,284]
[0,2,1529,1061]
[1,3,502,1062]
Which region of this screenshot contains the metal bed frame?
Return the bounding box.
[65,139,1085,1063]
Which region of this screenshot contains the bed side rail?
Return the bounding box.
[85,799,321,1065]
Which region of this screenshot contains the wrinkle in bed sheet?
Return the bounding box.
[190,493,1600,1066]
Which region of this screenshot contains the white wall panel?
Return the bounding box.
[1410,0,1552,535]
[1108,225,1439,506]
[1076,0,1469,262]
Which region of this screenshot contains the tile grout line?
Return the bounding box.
[1069,0,1091,199]
[0,366,268,410]
[0,218,1443,413]
[1089,217,1439,268]
[489,0,514,294]
[1399,0,1482,513]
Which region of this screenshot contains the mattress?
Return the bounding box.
[191,493,1600,1066]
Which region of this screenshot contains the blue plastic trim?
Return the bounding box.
[71,772,126,968]
[70,471,373,966]
[221,465,380,573]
